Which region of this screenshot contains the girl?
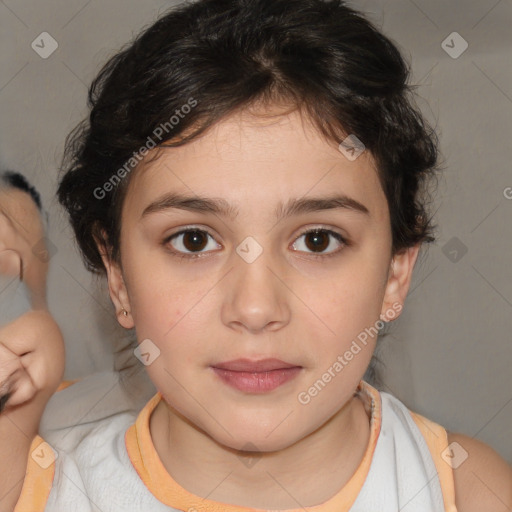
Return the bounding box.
[1,0,511,511]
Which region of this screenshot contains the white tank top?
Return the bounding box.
[15,370,457,511]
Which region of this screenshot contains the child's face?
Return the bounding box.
[104,106,419,451]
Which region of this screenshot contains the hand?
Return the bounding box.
[0,310,65,413]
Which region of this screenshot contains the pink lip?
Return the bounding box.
[211,358,302,393]
[213,358,298,372]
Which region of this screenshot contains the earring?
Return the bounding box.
[121,308,128,317]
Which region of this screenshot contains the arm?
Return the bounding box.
[0,311,65,512]
[0,176,64,510]
[449,432,512,512]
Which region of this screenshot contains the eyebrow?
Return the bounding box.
[140,192,370,221]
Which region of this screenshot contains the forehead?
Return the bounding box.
[123,107,388,221]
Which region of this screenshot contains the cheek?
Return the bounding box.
[314,262,386,329]
[125,262,210,355]
[300,259,388,371]
[122,244,179,316]
[130,284,190,340]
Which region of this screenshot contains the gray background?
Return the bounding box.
[0,0,511,464]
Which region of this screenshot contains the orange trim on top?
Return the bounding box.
[14,435,55,512]
[14,381,76,510]
[125,380,381,512]
[56,379,79,392]
[410,411,458,512]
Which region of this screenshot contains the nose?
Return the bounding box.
[220,245,290,334]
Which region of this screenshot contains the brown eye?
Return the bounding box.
[304,231,330,252]
[166,228,220,257]
[182,230,208,251]
[292,228,347,257]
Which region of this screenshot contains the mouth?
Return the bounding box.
[210,358,303,393]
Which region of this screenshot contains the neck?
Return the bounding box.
[150,390,371,509]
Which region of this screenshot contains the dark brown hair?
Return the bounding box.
[58,0,439,272]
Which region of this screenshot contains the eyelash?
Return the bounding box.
[162,226,349,261]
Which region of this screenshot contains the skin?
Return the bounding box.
[0,186,64,511]
[0,310,65,512]
[0,185,59,408]
[102,104,419,508]
[101,105,511,509]
[448,433,512,512]
[0,184,62,415]
[0,186,48,309]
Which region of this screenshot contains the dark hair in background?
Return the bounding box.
[1,171,42,211]
[58,0,439,274]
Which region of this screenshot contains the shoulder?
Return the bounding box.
[447,432,512,512]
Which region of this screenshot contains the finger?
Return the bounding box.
[0,317,38,359]
[2,366,36,407]
[0,341,22,380]
[19,350,46,392]
[0,343,25,409]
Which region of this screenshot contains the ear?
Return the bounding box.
[95,233,134,329]
[380,243,421,322]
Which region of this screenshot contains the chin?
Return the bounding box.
[207,418,304,454]
[223,434,296,454]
